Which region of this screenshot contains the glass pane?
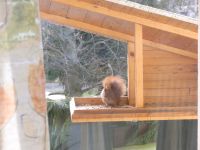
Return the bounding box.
[42,1,197,150]
[42,21,157,150]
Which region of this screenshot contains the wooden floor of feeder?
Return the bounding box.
[70,97,197,123]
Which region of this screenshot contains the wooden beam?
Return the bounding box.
[135,24,144,108]
[128,42,135,106]
[53,0,198,40]
[40,12,133,42]
[40,12,197,59]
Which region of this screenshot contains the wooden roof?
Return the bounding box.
[39,0,198,56]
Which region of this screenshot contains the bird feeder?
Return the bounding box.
[40,0,198,122]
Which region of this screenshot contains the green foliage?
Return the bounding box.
[46,69,64,81]
[115,143,155,150]
[126,122,157,145]
[47,99,71,150]
[81,87,99,97]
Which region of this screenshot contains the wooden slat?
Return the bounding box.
[101,16,124,33]
[144,96,197,104]
[144,57,197,65]
[143,26,197,53]
[49,1,69,17]
[67,7,88,21]
[83,11,106,26]
[40,12,133,42]
[144,88,190,97]
[71,113,197,122]
[144,65,197,73]
[39,0,51,11]
[135,24,144,107]
[144,40,198,59]
[144,49,185,58]
[74,105,195,114]
[128,42,135,106]
[144,80,197,89]
[144,73,197,81]
[70,98,197,122]
[190,88,197,96]
[53,0,198,39]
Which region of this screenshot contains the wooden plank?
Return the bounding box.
[190,88,197,96]
[144,49,185,58]
[49,1,69,17]
[70,104,197,122]
[70,97,197,122]
[144,96,197,104]
[144,65,197,73]
[134,24,144,107]
[71,113,197,122]
[144,73,197,81]
[40,12,133,42]
[144,48,197,60]
[144,40,198,59]
[53,0,198,39]
[101,16,124,33]
[145,102,197,107]
[39,0,51,11]
[128,42,135,106]
[83,11,106,26]
[144,88,190,97]
[74,105,196,114]
[67,7,88,21]
[144,80,197,89]
[144,57,197,66]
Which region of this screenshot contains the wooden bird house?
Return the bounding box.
[40,0,198,122]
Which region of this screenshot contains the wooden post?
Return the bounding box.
[135,24,144,107]
[128,42,135,106]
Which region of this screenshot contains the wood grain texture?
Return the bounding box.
[52,0,197,39]
[134,24,144,107]
[40,12,133,42]
[70,98,197,122]
[40,12,197,59]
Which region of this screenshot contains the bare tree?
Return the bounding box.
[42,21,127,97]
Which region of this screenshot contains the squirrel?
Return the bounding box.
[100,75,126,107]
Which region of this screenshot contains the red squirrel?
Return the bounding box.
[100,75,126,106]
